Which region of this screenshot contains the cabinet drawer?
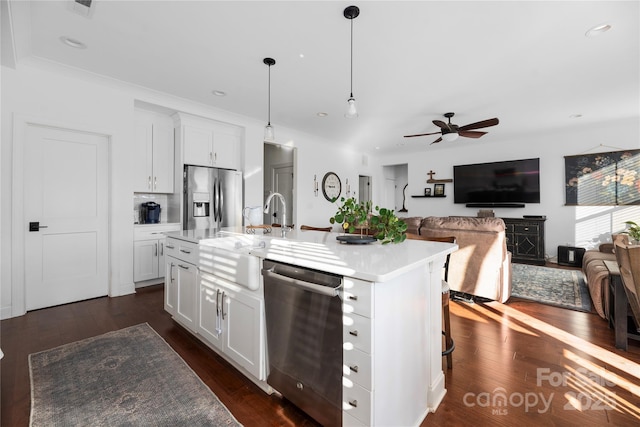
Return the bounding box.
[343,347,372,390]
[343,313,372,354]
[165,238,198,264]
[343,277,373,318]
[342,380,372,426]
[514,224,539,235]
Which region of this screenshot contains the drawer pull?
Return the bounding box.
[349,330,358,337]
[349,365,359,373]
[348,295,358,301]
[180,249,191,254]
[348,399,358,408]
[166,244,175,249]
[178,264,190,269]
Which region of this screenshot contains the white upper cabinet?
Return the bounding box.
[134,110,174,193]
[174,112,241,170]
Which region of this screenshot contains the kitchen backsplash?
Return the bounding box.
[133,193,174,224]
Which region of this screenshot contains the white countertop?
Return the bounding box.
[165,227,457,282]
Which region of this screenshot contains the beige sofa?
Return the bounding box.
[581,234,629,319]
[402,216,512,303]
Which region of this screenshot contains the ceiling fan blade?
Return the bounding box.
[404,131,442,138]
[432,120,448,129]
[458,118,499,131]
[459,130,487,139]
[430,137,443,145]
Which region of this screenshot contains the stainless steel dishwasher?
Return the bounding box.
[262,260,343,427]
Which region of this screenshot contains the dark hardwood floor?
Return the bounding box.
[2,278,639,426]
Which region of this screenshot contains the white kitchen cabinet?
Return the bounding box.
[175,260,198,331]
[164,237,199,332]
[134,110,174,193]
[198,271,264,380]
[133,239,165,282]
[134,224,181,284]
[174,112,241,170]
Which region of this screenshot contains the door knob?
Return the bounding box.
[29,222,48,232]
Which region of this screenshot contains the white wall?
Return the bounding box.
[374,117,640,259]
[0,60,366,318]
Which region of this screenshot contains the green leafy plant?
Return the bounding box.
[622,220,640,243]
[329,197,407,244]
[329,197,371,234]
[369,206,408,244]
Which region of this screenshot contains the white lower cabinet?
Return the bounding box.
[164,256,177,316]
[133,239,165,282]
[343,277,374,426]
[198,271,264,380]
[164,238,199,332]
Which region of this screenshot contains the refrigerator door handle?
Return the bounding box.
[218,178,223,223]
[212,177,218,222]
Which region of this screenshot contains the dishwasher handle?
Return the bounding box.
[262,268,342,297]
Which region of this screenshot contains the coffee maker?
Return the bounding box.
[140,202,161,224]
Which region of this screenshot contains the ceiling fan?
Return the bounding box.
[404,112,499,144]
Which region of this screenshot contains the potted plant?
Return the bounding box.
[369,206,408,244]
[329,197,407,244]
[622,220,640,244]
[329,197,371,234]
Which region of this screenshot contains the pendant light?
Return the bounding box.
[344,5,360,119]
[263,57,276,141]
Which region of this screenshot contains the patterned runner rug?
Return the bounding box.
[510,263,592,312]
[29,323,241,427]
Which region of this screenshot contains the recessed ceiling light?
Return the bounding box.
[317,112,328,117]
[212,90,227,97]
[60,36,86,49]
[585,23,611,37]
[570,114,583,118]
[299,53,305,58]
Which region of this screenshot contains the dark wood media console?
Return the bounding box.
[502,217,546,265]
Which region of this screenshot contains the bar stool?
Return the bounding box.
[406,233,456,369]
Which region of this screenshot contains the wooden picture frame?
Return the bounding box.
[434,183,445,196]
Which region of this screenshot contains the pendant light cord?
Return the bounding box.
[267,63,271,126]
[349,16,354,98]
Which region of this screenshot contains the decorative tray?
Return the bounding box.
[336,235,377,244]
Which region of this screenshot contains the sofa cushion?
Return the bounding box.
[400,217,424,235]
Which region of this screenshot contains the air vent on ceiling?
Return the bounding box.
[68,0,94,18]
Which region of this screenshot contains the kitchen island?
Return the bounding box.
[164,228,457,426]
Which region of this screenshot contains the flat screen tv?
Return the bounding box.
[453,158,540,207]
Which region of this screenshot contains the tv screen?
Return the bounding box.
[454,158,540,205]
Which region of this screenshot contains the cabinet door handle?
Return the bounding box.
[209,152,213,164]
[155,243,158,256]
[349,330,358,337]
[349,365,359,373]
[148,176,152,189]
[216,289,221,316]
[348,295,358,301]
[169,263,174,282]
[160,242,163,256]
[348,399,358,408]
[154,176,157,190]
[221,291,227,320]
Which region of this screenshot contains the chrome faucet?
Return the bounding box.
[264,192,289,236]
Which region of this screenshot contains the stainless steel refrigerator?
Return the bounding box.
[183,165,243,230]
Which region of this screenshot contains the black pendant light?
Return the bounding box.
[344,5,360,119]
[263,57,276,141]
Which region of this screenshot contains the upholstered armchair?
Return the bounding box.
[614,241,640,334]
[419,216,512,303]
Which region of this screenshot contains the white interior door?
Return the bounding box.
[23,124,109,311]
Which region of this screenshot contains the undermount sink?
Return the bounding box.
[198,242,261,290]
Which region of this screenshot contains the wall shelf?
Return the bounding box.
[411,195,446,198]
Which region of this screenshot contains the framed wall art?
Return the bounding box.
[564,149,640,206]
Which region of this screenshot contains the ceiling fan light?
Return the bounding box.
[345,97,358,119]
[442,132,459,142]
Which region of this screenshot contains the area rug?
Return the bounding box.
[29,323,241,427]
[510,263,592,313]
